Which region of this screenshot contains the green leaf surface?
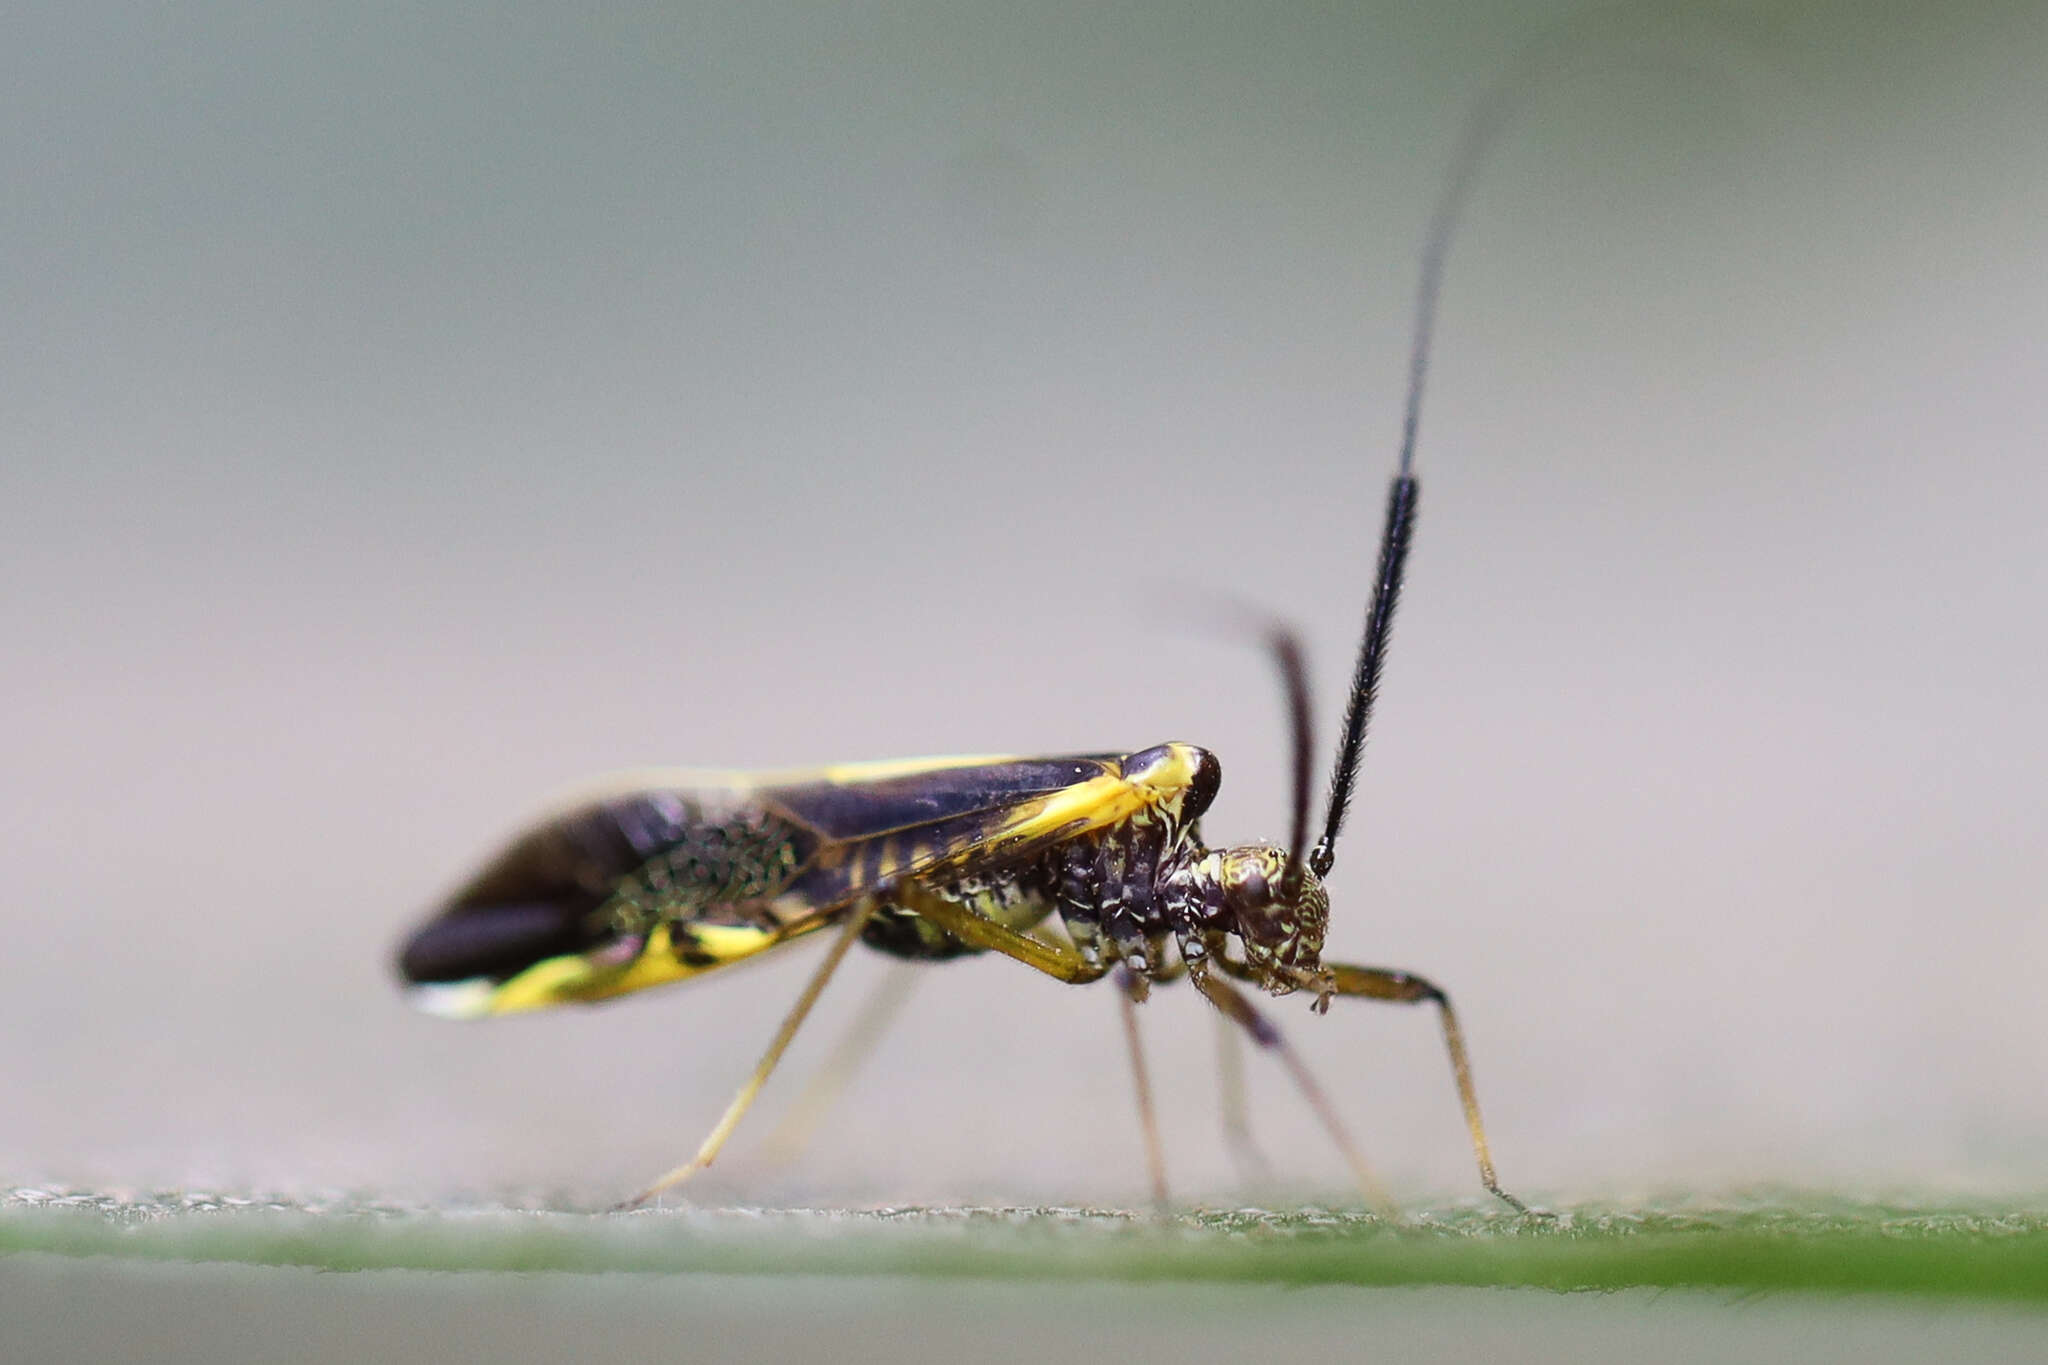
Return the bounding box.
[8,1190,2048,1302]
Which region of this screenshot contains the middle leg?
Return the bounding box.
[1116,964,1170,1209]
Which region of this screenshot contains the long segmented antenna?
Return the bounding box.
[1310,79,1524,880]
[1266,624,1314,901]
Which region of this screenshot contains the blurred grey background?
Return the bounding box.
[4,1,2043,1207]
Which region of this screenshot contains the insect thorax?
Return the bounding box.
[956,823,1329,997]
[856,803,1213,967]
[857,746,1331,999]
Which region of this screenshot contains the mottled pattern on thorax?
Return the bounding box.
[858,787,1209,965]
[1043,801,1205,953]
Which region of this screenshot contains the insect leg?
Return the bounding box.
[888,880,1114,984]
[1115,965,1171,1209]
[1214,1010,1276,1185]
[1323,962,1527,1214]
[756,960,922,1170]
[615,899,880,1210]
[1189,966,1399,1222]
[1195,934,1278,1183]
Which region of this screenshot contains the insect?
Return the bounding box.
[396,82,1535,1218]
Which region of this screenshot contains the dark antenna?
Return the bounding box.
[1264,624,1314,900]
[1179,600,1318,897]
[1310,80,1523,880]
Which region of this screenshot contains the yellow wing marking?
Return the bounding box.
[521,754,1024,814]
[482,920,816,1015]
[928,742,1207,868]
[811,754,1022,784]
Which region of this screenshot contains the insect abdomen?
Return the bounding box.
[397,790,811,995]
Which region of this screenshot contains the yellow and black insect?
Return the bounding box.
[397,88,1533,1217]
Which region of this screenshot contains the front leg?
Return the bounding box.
[1323,961,1526,1214]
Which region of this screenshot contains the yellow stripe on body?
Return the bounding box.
[483,920,816,1014]
[555,754,1022,800]
[977,743,1205,857]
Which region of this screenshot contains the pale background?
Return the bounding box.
[5,0,2043,1207]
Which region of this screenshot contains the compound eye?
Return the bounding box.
[1221,849,1293,920]
[1237,862,1271,908]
